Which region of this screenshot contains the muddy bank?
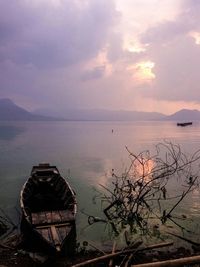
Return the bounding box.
[1,233,200,267]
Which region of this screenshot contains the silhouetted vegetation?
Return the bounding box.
[85,141,200,246]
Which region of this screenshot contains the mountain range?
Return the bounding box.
[0,98,55,121]
[0,98,200,121]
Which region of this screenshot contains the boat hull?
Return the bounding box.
[21,213,76,255]
[20,163,77,255]
[177,122,192,126]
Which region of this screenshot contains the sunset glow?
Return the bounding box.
[128,61,155,82]
[190,31,200,45]
[1,0,200,113]
[129,157,155,182]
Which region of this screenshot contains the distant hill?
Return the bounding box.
[165,109,200,121]
[34,108,166,121]
[1,98,200,121]
[33,107,200,121]
[0,98,55,121]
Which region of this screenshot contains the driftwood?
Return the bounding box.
[125,252,134,267]
[132,254,200,267]
[71,241,173,267]
[108,240,116,267]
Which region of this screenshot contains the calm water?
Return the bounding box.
[1,120,200,245]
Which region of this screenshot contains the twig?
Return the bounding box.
[166,231,200,246]
[109,240,116,267]
[88,242,106,255]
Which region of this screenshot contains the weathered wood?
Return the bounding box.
[36,222,70,229]
[109,241,116,267]
[50,225,60,245]
[32,210,74,226]
[71,242,173,267]
[53,211,62,223]
[20,163,77,253]
[38,212,46,224]
[57,226,68,242]
[46,212,52,224]
[125,253,134,267]
[31,213,38,225]
[37,228,51,243]
[132,255,200,267]
[35,224,72,249]
[59,210,74,222]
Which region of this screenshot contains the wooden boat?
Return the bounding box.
[177,122,193,127]
[20,163,77,254]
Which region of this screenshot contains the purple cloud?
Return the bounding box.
[0,0,119,68]
[138,0,200,103]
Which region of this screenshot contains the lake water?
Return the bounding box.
[1,120,200,246]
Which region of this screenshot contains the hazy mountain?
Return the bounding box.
[33,107,200,121]
[1,99,200,121]
[0,98,55,121]
[165,109,200,121]
[34,108,166,121]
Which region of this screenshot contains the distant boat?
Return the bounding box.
[177,122,193,127]
[20,163,77,254]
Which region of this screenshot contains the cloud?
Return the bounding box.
[1,0,200,113]
[0,0,123,110]
[81,66,105,81]
[0,0,120,68]
[137,0,200,103]
[140,20,190,45]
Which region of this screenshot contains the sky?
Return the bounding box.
[1,0,200,115]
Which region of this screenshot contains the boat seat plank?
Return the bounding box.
[32,210,74,226]
[32,212,47,225]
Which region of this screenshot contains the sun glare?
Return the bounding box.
[128,61,155,82]
[129,158,155,182]
[190,31,200,45]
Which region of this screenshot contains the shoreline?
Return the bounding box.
[0,232,199,267]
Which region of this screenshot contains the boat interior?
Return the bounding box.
[21,166,76,253]
[22,169,75,215]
